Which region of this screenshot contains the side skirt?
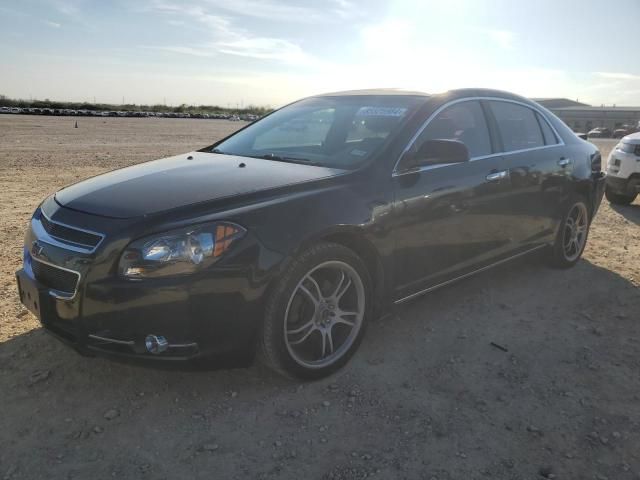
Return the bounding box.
[394,244,548,305]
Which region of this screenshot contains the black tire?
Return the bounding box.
[259,242,372,380]
[605,186,637,205]
[547,195,590,269]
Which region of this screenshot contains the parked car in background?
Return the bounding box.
[613,129,628,139]
[588,127,612,138]
[16,88,606,379]
[605,132,640,205]
[613,126,638,138]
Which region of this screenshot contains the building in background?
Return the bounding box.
[534,98,640,133]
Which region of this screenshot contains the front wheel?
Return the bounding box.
[547,197,590,268]
[605,186,637,205]
[260,243,371,380]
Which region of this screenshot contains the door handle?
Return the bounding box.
[486,170,508,182]
[558,158,571,167]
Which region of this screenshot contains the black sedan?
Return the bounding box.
[16,88,606,379]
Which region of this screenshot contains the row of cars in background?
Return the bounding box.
[586,125,640,139]
[0,106,258,121]
[605,131,640,205]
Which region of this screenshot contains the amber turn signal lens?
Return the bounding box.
[214,224,242,257]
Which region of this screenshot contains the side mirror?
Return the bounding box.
[576,133,588,140]
[411,139,470,168]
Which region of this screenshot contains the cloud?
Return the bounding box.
[45,20,62,28]
[143,2,319,66]
[49,0,80,17]
[216,37,309,63]
[140,45,215,57]
[595,72,640,81]
[0,5,28,17]
[485,29,515,50]
[199,0,352,23]
[44,0,94,30]
[360,19,414,55]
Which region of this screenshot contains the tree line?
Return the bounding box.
[0,94,271,116]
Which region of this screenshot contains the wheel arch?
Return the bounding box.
[319,230,386,309]
[574,180,594,215]
[278,226,389,314]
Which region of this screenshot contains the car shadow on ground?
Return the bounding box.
[1,255,639,479]
[610,202,640,226]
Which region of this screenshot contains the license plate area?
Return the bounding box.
[16,270,46,320]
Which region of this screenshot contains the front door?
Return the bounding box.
[390,100,513,301]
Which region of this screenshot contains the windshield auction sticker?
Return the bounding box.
[356,107,408,117]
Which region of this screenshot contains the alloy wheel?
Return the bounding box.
[284,260,365,369]
[562,203,588,262]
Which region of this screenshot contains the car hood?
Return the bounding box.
[54,152,345,218]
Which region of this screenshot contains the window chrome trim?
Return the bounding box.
[392,96,565,176]
[34,210,105,254]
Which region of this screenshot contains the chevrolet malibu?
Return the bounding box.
[16,89,606,379]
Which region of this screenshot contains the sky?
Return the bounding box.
[1,0,640,108]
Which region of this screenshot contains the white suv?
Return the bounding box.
[606,132,640,205]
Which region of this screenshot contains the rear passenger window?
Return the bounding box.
[489,101,544,152]
[536,112,559,145]
[414,100,491,159]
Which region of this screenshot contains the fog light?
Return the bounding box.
[145,335,168,354]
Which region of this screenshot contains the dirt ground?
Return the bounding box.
[0,115,639,480]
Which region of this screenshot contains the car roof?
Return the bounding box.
[315,88,430,97]
[314,88,538,105]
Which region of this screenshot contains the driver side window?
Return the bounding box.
[412,100,492,161]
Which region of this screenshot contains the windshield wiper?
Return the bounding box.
[258,153,319,166]
[211,150,319,166]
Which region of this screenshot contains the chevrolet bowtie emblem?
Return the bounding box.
[31,241,45,258]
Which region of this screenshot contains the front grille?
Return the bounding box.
[40,213,102,249]
[32,260,79,295]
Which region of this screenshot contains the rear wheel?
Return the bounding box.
[548,197,590,268]
[260,243,371,380]
[605,186,637,205]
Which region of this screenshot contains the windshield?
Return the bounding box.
[211,95,424,169]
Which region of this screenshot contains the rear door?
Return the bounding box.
[391,100,514,300]
[486,100,568,247]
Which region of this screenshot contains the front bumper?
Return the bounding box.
[17,265,262,368]
[606,175,640,196]
[16,200,279,369]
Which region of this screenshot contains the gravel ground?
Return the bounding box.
[0,116,639,480]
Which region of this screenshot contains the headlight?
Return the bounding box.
[119,222,246,278]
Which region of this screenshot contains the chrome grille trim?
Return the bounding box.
[36,210,105,253]
[31,256,81,300]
